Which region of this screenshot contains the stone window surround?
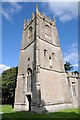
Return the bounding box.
[44,49,47,57]
[28,26,33,39]
[45,24,51,40]
[71,82,76,96]
[28,58,30,66]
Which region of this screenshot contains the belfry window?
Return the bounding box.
[28,26,33,39]
[45,25,51,40]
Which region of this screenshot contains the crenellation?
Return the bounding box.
[24,19,27,30]
[32,12,35,19]
[66,72,79,78]
[28,19,32,26]
[52,17,56,27]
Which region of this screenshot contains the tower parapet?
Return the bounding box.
[24,4,56,30]
[66,72,79,78]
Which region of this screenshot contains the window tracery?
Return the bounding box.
[28,26,33,39]
[45,25,51,40]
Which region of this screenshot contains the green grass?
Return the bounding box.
[0,105,14,113]
[1,105,80,120]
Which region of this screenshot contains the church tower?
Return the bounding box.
[14,5,72,113]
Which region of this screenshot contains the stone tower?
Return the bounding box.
[14,5,72,113]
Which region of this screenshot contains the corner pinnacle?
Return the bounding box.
[24,19,27,30]
[36,4,38,12]
[53,17,56,26]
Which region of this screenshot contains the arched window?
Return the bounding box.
[44,49,47,57]
[45,25,51,34]
[27,68,32,92]
[45,25,51,40]
[49,55,52,68]
[52,53,55,59]
[72,82,76,96]
[28,58,30,66]
[28,26,33,39]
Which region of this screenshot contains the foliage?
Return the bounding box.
[1,67,18,106]
[64,61,73,72]
[0,105,14,113]
[0,75,2,104]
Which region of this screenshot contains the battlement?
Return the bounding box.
[40,12,52,22]
[24,4,56,30]
[66,72,79,78]
[38,10,55,26]
[27,18,33,26]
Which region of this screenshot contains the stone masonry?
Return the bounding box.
[14,5,79,113]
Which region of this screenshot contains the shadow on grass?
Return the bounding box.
[2,111,80,120]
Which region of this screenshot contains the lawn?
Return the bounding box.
[1,105,80,120]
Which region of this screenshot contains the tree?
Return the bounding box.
[2,66,18,107]
[0,76,2,104]
[64,61,73,72]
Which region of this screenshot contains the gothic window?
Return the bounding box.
[52,53,55,59]
[28,26,33,39]
[72,82,76,96]
[45,25,51,40]
[27,68,32,92]
[28,58,30,66]
[44,49,47,57]
[49,56,52,68]
[49,56,51,59]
